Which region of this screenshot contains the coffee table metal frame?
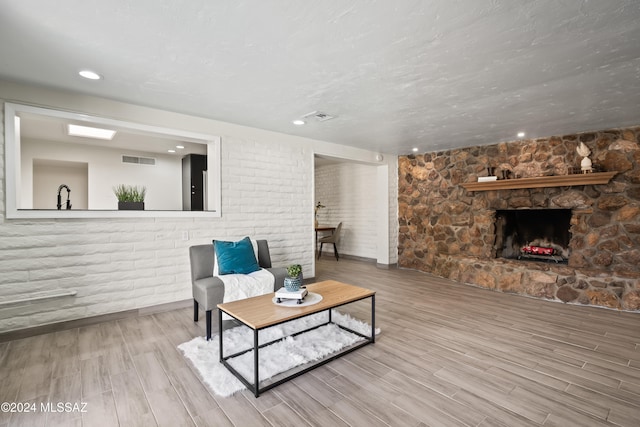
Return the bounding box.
[217,282,375,397]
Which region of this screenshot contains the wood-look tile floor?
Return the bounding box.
[1,258,639,426]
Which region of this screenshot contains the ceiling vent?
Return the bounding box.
[122,155,155,165]
[302,111,336,122]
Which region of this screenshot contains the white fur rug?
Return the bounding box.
[178,310,380,397]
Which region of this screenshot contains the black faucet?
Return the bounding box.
[57,184,72,210]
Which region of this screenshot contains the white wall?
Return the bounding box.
[33,160,88,209]
[315,163,378,259]
[314,159,398,265]
[22,138,182,210]
[387,159,399,264]
[0,80,397,333]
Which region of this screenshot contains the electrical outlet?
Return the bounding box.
[182,231,189,241]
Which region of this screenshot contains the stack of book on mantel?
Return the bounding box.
[477,176,498,182]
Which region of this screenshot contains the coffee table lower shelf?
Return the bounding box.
[218,288,375,398]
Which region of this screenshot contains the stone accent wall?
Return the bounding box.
[398,126,640,311]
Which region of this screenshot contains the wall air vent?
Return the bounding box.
[122,155,155,165]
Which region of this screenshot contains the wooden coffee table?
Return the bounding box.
[217,280,375,397]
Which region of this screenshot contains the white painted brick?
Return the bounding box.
[80,280,134,295]
[388,159,399,263]
[154,249,189,262]
[133,239,177,252]
[133,287,162,301]
[75,291,131,306]
[0,101,395,334]
[84,300,136,317]
[0,311,31,331]
[315,163,378,259]
[26,266,89,282]
[29,306,88,326]
[108,253,153,268]
[80,272,133,287]
[134,221,181,232]
[0,270,31,285]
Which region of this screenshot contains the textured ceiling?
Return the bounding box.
[1,1,640,155]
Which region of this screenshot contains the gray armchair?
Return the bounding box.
[189,240,287,340]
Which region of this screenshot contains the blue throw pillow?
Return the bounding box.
[213,237,261,275]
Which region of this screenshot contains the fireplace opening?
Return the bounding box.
[494,209,572,264]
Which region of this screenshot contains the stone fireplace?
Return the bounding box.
[398,126,640,311]
[494,209,572,264]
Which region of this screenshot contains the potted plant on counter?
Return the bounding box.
[114,184,146,210]
[284,264,303,292]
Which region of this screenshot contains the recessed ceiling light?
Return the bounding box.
[292,120,305,126]
[67,124,116,140]
[412,147,419,152]
[78,70,101,80]
[176,145,184,149]
[517,131,526,138]
[168,149,176,153]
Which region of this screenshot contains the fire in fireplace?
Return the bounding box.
[494,209,572,264]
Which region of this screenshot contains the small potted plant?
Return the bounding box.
[114,184,146,210]
[284,264,303,292]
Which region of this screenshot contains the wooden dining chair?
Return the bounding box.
[318,222,342,260]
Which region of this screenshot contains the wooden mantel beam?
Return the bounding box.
[461,171,618,192]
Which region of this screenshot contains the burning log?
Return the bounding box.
[521,245,555,256]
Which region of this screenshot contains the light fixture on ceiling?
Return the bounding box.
[303,111,336,122]
[168,149,176,153]
[412,147,419,152]
[67,124,116,140]
[78,70,102,80]
[517,131,526,138]
[293,111,336,126]
[176,145,185,149]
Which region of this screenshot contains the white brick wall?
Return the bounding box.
[0,114,314,334]
[0,83,396,333]
[315,163,378,259]
[0,136,313,332]
[0,106,4,215]
[388,159,399,264]
[219,136,312,265]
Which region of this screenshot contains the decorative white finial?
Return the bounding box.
[576,142,590,157]
[576,142,592,173]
